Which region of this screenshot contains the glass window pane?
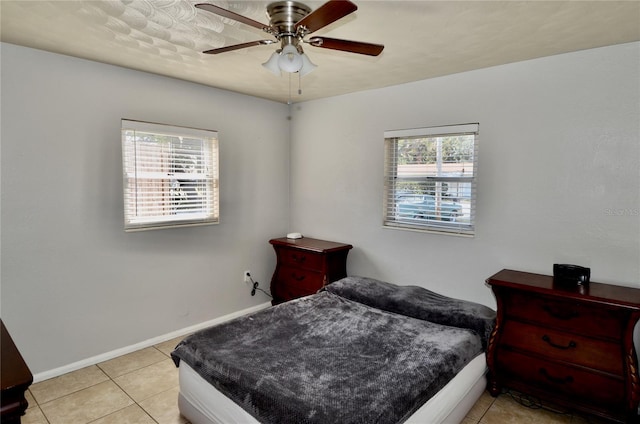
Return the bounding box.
[384,125,478,235]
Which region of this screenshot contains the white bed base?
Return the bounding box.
[177,353,487,424]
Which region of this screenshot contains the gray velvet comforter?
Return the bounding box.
[171,276,496,424]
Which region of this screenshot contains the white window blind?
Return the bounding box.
[383,123,479,236]
[121,119,219,232]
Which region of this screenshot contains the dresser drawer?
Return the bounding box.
[497,349,624,410]
[501,321,623,375]
[503,290,624,341]
[278,247,323,271]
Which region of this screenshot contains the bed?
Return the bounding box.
[171,276,496,424]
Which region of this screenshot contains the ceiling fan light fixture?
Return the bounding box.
[278,44,303,73]
[299,53,317,76]
[262,51,282,76]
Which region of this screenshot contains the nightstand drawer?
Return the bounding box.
[501,321,623,375]
[497,349,624,410]
[275,266,324,291]
[503,290,624,341]
[273,280,319,301]
[279,248,323,270]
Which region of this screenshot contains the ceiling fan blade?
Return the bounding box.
[203,40,275,54]
[195,3,268,31]
[295,0,358,34]
[308,37,384,56]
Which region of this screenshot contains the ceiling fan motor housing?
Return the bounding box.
[266,1,311,47]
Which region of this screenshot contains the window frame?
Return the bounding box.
[121,119,219,232]
[383,123,479,236]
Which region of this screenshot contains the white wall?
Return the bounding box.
[290,42,640,307]
[0,43,290,375]
[3,41,639,378]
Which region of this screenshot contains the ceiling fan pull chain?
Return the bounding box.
[288,73,292,105]
[298,72,303,96]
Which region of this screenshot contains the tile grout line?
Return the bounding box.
[32,343,176,424]
[80,373,160,424]
[29,366,110,405]
[91,353,166,424]
[106,346,182,423]
[36,378,135,424]
[27,388,52,424]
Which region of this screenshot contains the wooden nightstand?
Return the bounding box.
[269,237,352,304]
[486,269,640,423]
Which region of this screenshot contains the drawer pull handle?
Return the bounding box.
[542,335,577,350]
[542,305,579,320]
[539,368,574,385]
[291,273,306,282]
[291,254,306,264]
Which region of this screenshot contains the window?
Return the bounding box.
[121,119,219,231]
[383,123,478,236]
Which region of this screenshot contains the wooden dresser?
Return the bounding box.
[269,237,352,304]
[486,269,640,423]
[1,320,33,424]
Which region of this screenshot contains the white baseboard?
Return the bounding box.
[33,301,272,383]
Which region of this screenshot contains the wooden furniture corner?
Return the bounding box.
[1,319,33,424]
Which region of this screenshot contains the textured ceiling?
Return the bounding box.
[2,1,639,104]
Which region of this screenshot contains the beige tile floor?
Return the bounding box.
[23,337,609,424]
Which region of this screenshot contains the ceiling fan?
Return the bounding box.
[195,0,384,76]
